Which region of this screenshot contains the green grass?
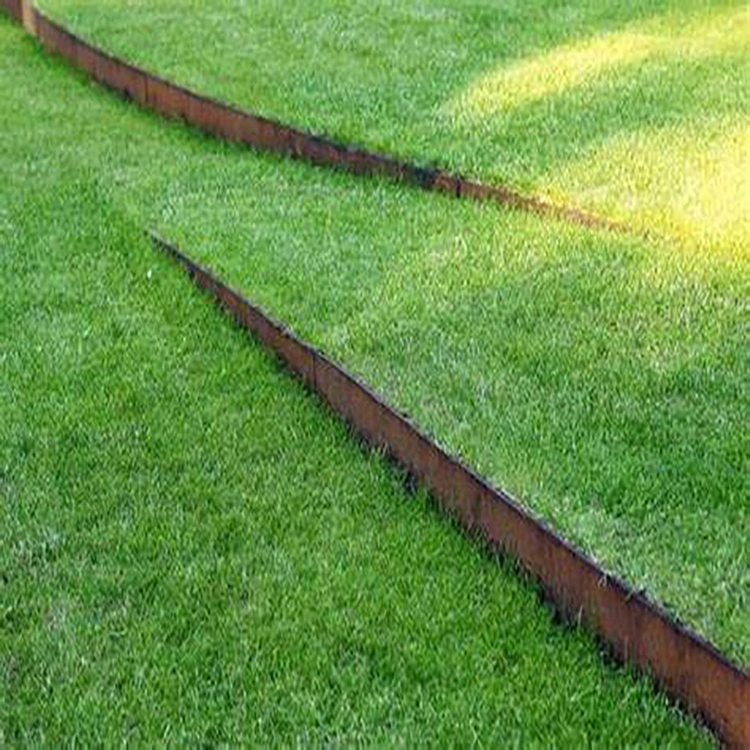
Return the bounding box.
[0,18,716,743]
[2,4,749,666]
[38,0,749,251]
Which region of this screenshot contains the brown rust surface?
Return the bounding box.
[150,232,748,745]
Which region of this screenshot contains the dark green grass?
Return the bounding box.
[0,19,715,743]
[1,11,747,665]
[38,0,749,249]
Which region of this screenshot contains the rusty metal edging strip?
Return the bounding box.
[148,231,748,745]
[1,0,634,235]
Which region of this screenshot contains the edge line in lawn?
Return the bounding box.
[148,229,748,746]
[2,0,636,235]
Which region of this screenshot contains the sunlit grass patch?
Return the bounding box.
[442,5,749,250]
[547,118,749,254]
[445,5,747,116]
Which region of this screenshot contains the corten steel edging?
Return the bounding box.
[0,1,632,235]
[149,231,748,746]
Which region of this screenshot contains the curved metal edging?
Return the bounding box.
[148,232,748,746]
[2,0,633,235]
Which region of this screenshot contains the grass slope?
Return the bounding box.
[2,8,747,664]
[38,0,749,250]
[0,19,714,743]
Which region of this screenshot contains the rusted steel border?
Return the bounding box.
[1,0,632,235]
[149,231,748,745]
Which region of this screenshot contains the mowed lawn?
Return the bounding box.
[39,0,749,250]
[3,5,748,665]
[0,19,716,744]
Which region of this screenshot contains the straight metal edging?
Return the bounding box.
[148,231,748,746]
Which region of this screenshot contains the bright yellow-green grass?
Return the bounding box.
[38,0,750,252]
[0,18,715,743]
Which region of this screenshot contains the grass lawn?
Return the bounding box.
[38,0,749,251]
[0,18,716,743]
[3,3,748,667]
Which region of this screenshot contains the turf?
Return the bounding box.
[0,18,718,743]
[2,6,748,666]
[37,0,749,250]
